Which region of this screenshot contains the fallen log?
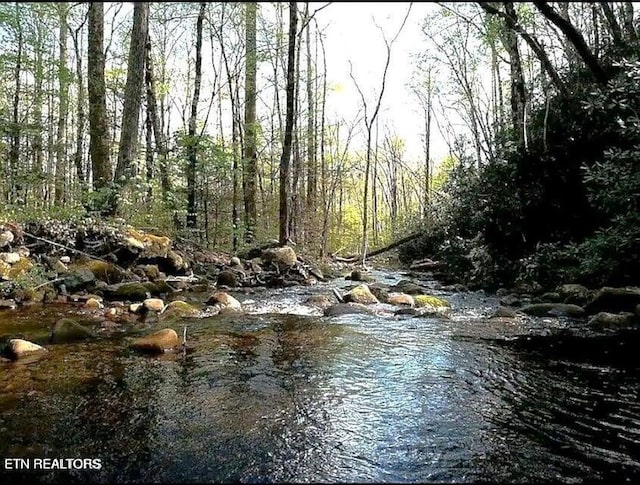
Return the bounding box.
[336,231,423,262]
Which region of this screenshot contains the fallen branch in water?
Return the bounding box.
[335,232,423,262]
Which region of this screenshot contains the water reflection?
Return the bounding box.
[0,285,639,483]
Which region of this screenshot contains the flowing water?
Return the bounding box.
[1,270,639,483]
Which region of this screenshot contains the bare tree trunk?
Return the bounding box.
[503,2,526,148]
[55,3,69,205]
[144,40,171,200]
[111,1,149,215]
[71,20,86,189]
[279,1,297,246]
[243,2,258,243]
[186,2,206,229]
[533,1,608,84]
[88,2,111,193]
[599,1,623,45]
[305,3,317,227]
[9,2,23,204]
[623,2,637,43]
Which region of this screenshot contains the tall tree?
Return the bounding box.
[243,2,258,243]
[349,4,412,265]
[279,1,297,246]
[186,2,206,229]
[87,2,111,193]
[533,1,608,84]
[111,1,150,214]
[55,2,70,204]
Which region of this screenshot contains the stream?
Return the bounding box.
[1,269,639,483]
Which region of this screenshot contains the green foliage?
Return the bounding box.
[403,52,640,290]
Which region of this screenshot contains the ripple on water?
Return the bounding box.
[1,273,640,483]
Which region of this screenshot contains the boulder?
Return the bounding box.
[520,303,585,318]
[80,260,127,283]
[0,252,20,264]
[102,282,150,302]
[130,328,180,353]
[161,300,200,318]
[386,292,415,307]
[588,312,636,330]
[414,294,450,309]
[143,298,165,312]
[0,299,17,310]
[557,284,592,306]
[206,291,242,311]
[61,267,96,292]
[369,284,389,302]
[261,246,297,268]
[217,270,239,288]
[540,292,561,303]
[585,287,640,315]
[84,297,104,309]
[324,303,374,317]
[230,256,242,267]
[343,284,379,305]
[392,280,429,295]
[0,257,33,280]
[50,318,96,343]
[348,270,375,283]
[4,338,47,360]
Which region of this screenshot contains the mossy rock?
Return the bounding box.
[50,318,96,344]
[62,267,96,292]
[103,282,150,302]
[414,294,451,309]
[80,260,126,283]
[0,257,34,280]
[343,284,379,305]
[161,300,200,319]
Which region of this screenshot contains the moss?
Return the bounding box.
[414,294,451,309]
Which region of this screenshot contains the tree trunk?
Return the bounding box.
[503,2,526,149]
[186,2,206,229]
[9,2,23,204]
[243,2,258,244]
[533,1,608,84]
[71,21,86,189]
[279,1,297,246]
[55,3,70,205]
[305,3,317,224]
[599,2,623,45]
[144,40,171,199]
[88,2,111,193]
[112,1,150,214]
[623,2,637,43]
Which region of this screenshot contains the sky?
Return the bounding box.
[312,2,449,165]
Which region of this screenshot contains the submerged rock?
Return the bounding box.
[130,328,180,353]
[50,318,96,343]
[520,303,585,318]
[323,303,374,317]
[3,338,47,360]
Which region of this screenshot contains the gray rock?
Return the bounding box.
[520,303,585,318]
[557,283,592,306]
[324,303,374,317]
[585,287,640,315]
[588,312,636,330]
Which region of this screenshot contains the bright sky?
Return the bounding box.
[314,2,448,165]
